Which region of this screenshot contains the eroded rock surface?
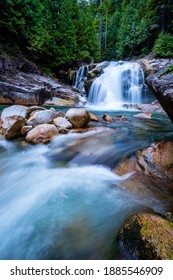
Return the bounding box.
[138,55,173,122]
[0,55,81,106]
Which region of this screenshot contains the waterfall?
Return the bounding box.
[73,65,89,92]
[87,61,144,108]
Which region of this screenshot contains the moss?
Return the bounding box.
[118,213,173,260]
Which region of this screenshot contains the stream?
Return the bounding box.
[0,61,173,260]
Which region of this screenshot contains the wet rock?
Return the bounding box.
[136,141,173,182]
[136,103,164,113]
[89,112,103,122]
[2,116,26,139]
[118,170,173,212]
[21,125,33,136]
[26,106,46,117]
[1,105,28,121]
[119,116,128,122]
[115,141,173,183]
[65,108,90,128]
[138,55,173,122]
[114,157,139,175]
[118,212,173,259]
[138,55,171,76]
[58,128,69,134]
[102,114,116,123]
[0,119,5,139]
[27,109,57,126]
[53,117,73,129]
[133,112,152,119]
[25,124,58,144]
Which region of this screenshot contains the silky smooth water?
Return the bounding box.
[0,109,173,260]
[87,61,153,109]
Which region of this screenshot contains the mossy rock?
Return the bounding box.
[117,213,173,260]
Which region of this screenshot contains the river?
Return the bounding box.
[0,61,173,260]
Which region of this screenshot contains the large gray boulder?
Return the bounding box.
[1,105,28,121]
[27,109,57,126]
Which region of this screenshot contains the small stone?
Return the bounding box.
[58,128,69,134]
[53,117,73,129]
[102,114,116,123]
[21,125,33,135]
[89,112,103,122]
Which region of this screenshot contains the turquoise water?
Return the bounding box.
[0,107,173,260]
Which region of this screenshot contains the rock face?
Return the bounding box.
[115,141,173,183]
[138,55,173,123]
[25,124,58,144]
[65,108,90,128]
[118,213,173,260]
[0,54,81,106]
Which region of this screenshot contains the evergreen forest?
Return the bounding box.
[0,0,173,72]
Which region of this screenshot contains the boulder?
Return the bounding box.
[114,141,173,183]
[89,112,103,122]
[114,157,139,176]
[27,109,57,126]
[65,108,90,128]
[25,124,58,144]
[118,212,173,260]
[103,114,116,123]
[136,141,173,182]
[137,55,173,123]
[26,106,46,117]
[2,116,26,139]
[1,105,28,121]
[53,117,73,129]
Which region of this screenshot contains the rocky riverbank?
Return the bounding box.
[0,55,82,106]
[137,54,173,122]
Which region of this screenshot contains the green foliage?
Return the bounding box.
[166,65,173,73]
[153,33,173,57]
[0,0,173,70]
[0,0,99,69]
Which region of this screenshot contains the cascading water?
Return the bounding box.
[87,61,144,108]
[1,115,173,260]
[73,65,89,92]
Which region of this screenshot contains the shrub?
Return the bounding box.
[153,33,173,57]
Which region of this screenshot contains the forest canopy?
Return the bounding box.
[0,0,173,71]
